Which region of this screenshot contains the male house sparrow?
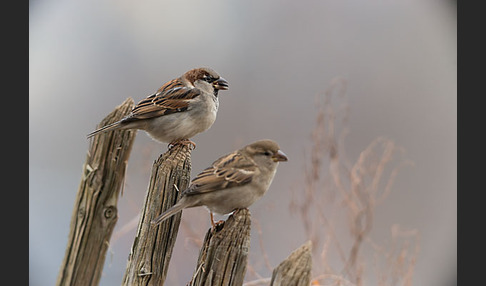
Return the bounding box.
[151,139,288,227]
[87,67,229,148]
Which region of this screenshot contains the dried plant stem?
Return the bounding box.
[291,78,418,285]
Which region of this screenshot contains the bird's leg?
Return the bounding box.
[210,212,216,228]
[209,212,226,229]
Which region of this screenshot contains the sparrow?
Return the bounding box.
[151,139,288,227]
[87,67,229,148]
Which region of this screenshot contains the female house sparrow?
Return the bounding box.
[151,139,288,227]
[87,67,229,148]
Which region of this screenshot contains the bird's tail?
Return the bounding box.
[151,202,186,225]
[86,120,122,139]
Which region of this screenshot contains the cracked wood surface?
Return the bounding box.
[189,208,251,286]
[270,241,312,286]
[122,144,192,286]
[56,98,136,286]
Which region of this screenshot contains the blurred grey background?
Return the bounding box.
[29,0,456,285]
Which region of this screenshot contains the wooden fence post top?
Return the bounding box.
[122,143,192,286]
[56,98,136,286]
[189,208,252,286]
[270,241,313,286]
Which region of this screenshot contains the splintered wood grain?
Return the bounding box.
[122,144,192,286]
[270,241,313,286]
[189,208,251,286]
[56,98,136,286]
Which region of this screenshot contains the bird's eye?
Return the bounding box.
[263,151,272,156]
[204,76,214,83]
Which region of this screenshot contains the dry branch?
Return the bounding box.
[189,208,252,286]
[122,144,192,286]
[289,79,417,285]
[270,241,312,286]
[56,98,136,286]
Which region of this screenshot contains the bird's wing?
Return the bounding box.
[183,151,257,196]
[123,79,201,121]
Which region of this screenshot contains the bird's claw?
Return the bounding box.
[209,212,225,229]
[168,139,196,150]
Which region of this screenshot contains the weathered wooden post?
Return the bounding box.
[56,98,136,286]
[270,241,313,286]
[122,144,192,286]
[189,208,252,286]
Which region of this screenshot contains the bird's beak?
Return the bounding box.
[272,150,288,162]
[213,77,229,90]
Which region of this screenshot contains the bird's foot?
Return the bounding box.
[168,139,196,150]
[210,212,225,229]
